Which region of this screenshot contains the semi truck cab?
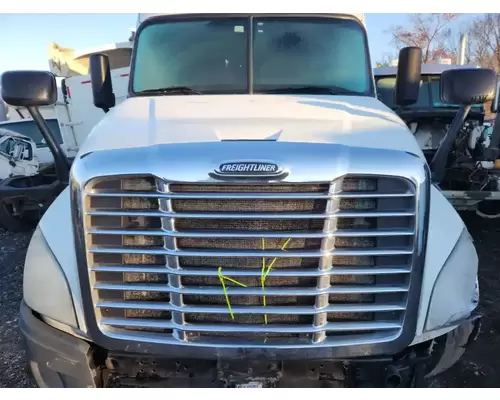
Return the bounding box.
[0,13,490,388]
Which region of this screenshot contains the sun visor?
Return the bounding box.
[137,12,366,28]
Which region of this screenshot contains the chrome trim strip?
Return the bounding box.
[100,318,402,333]
[97,329,403,351]
[89,247,414,257]
[88,228,416,238]
[158,181,187,341]
[314,181,337,342]
[86,209,416,219]
[87,191,416,200]
[93,282,410,295]
[40,315,90,341]
[95,301,407,314]
[90,265,412,276]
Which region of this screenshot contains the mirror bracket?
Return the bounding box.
[27,106,70,184]
[484,111,500,161]
[430,105,472,184]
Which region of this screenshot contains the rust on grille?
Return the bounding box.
[175,219,325,232]
[179,256,320,269]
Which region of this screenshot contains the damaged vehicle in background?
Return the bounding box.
[0,119,64,231]
[375,64,500,218]
[0,13,491,388]
[0,127,45,231]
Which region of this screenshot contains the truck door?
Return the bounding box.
[0,137,14,180]
[0,137,21,178]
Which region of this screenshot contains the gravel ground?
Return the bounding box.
[0,228,35,388]
[0,213,499,388]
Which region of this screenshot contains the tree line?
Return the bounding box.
[377,13,500,70]
[377,13,499,118]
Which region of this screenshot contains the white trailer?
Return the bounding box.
[49,41,132,157]
[54,67,130,157]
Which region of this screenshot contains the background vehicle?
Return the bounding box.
[1,12,488,388]
[374,64,500,217]
[0,118,64,167]
[0,128,39,179]
[0,127,43,231]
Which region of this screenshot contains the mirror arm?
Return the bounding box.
[27,106,71,185]
[484,112,500,161]
[430,104,472,184]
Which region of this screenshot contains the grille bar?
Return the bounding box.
[91,265,412,276]
[88,228,415,238]
[86,210,415,219]
[157,180,187,341]
[90,247,414,257]
[96,301,407,314]
[93,282,410,295]
[88,191,415,200]
[100,318,403,333]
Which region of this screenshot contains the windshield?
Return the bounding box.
[132,16,373,96]
[376,75,485,112]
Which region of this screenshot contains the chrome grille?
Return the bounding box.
[84,174,417,346]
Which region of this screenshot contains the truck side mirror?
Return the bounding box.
[1,70,57,107]
[432,67,497,183]
[395,47,422,106]
[0,70,70,184]
[89,53,115,113]
[440,68,496,105]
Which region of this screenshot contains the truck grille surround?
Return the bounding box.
[83,172,423,348]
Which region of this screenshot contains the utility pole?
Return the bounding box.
[458,33,467,65]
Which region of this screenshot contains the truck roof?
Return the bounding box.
[374,64,479,77]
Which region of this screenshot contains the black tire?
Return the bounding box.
[0,201,38,232]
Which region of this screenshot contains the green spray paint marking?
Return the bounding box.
[217,267,247,320]
[261,238,292,324]
[218,238,292,323]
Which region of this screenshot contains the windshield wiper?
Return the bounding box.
[136,86,202,96]
[257,85,362,96]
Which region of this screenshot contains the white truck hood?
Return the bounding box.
[79,95,424,158]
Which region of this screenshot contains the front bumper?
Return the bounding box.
[19,300,482,388]
[19,300,99,388]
